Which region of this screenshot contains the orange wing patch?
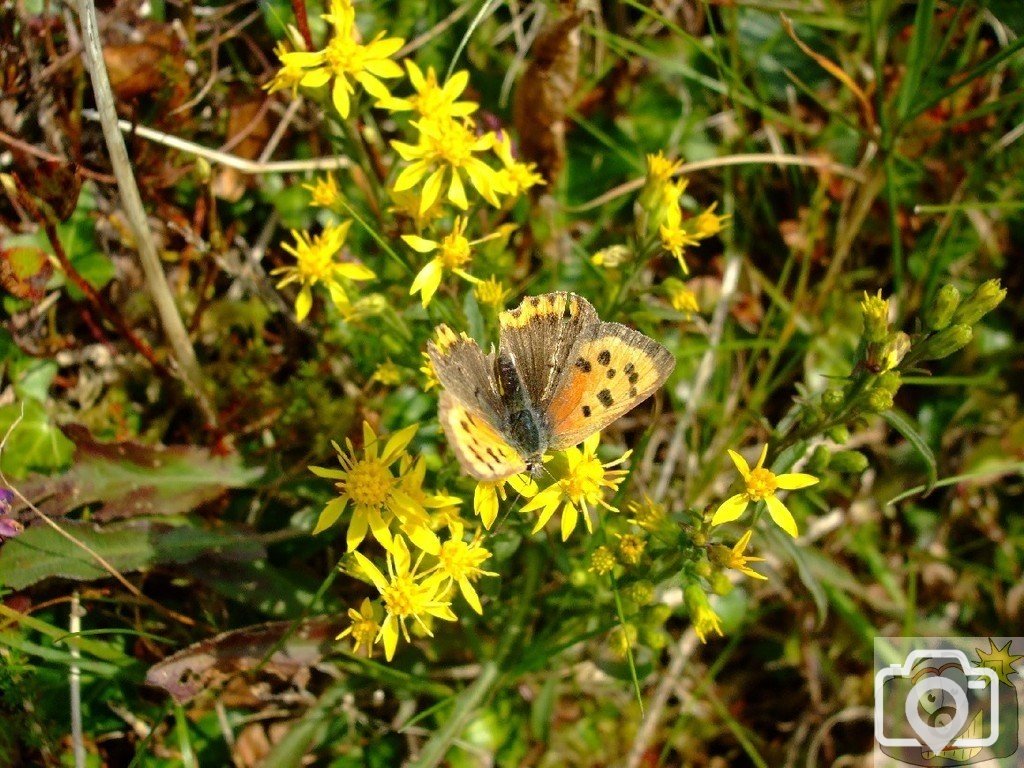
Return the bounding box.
[439,392,527,481]
[546,323,675,450]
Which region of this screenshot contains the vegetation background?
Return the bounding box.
[0,0,1022,766]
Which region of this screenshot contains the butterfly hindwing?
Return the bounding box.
[498,292,598,410]
[545,321,675,450]
[438,391,527,481]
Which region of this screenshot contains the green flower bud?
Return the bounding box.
[918,324,973,361]
[830,450,869,473]
[569,568,590,587]
[879,332,911,372]
[924,284,961,331]
[647,603,673,625]
[624,580,655,606]
[609,623,639,658]
[877,371,902,396]
[952,279,1006,326]
[866,387,894,413]
[641,626,671,651]
[860,291,891,343]
[693,559,713,579]
[710,572,733,596]
[691,531,708,547]
[808,445,831,474]
[822,388,845,413]
[827,425,850,443]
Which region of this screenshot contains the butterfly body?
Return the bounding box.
[430,292,675,481]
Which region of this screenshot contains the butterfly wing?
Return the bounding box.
[545,321,675,450]
[427,325,503,419]
[438,391,528,481]
[498,292,598,410]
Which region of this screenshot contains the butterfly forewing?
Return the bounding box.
[545,321,675,450]
[498,292,598,409]
[428,325,504,420]
[438,392,528,480]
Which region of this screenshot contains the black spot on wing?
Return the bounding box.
[575,357,592,373]
[597,389,614,407]
[582,405,591,417]
[597,350,611,366]
[629,387,638,398]
[607,369,616,379]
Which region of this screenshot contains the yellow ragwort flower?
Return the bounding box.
[354,536,456,661]
[310,421,424,552]
[627,494,668,531]
[304,175,341,208]
[403,217,514,307]
[474,276,510,309]
[710,444,819,538]
[521,433,630,541]
[685,584,723,643]
[371,360,403,386]
[266,41,307,96]
[490,131,545,199]
[278,0,404,119]
[396,455,461,548]
[272,222,375,321]
[391,118,504,214]
[337,598,381,656]
[861,289,891,343]
[420,350,439,391]
[660,203,699,275]
[589,545,616,575]
[663,277,700,317]
[473,473,537,529]
[615,532,646,566]
[429,520,496,614]
[693,202,729,239]
[646,151,684,186]
[714,530,767,581]
[381,61,478,120]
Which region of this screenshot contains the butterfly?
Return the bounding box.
[427,292,675,481]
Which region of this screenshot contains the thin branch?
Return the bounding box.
[81,109,351,174]
[74,0,216,426]
[70,591,85,768]
[566,153,867,213]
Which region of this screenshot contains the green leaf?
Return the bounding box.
[883,409,938,491]
[0,521,265,590]
[19,425,263,521]
[0,401,74,479]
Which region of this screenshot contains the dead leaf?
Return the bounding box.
[513,5,584,183]
[145,617,346,704]
[0,245,52,301]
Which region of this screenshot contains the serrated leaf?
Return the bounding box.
[18,425,263,521]
[0,401,74,479]
[0,521,265,590]
[883,409,938,491]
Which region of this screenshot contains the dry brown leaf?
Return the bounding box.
[513,5,584,184]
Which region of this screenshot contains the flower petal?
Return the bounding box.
[448,169,468,209]
[560,504,578,541]
[775,473,820,490]
[474,483,498,529]
[410,259,443,307]
[727,449,750,478]
[380,616,399,661]
[459,578,483,614]
[332,76,351,118]
[294,286,313,321]
[710,494,749,526]
[312,496,347,534]
[754,443,769,470]
[401,234,439,253]
[765,495,799,537]
[353,551,388,592]
[346,509,369,551]
[420,168,445,215]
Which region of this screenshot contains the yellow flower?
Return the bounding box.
[395,455,460,551]
[591,245,631,269]
[663,277,699,317]
[473,473,537,529]
[420,350,439,391]
[684,584,723,643]
[646,151,684,186]
[382,61,478,120]
[713,530,767,581]
[304,175,341,208]
[615,532,646,566]
[860,290,891,343]
[660,203,698,274]
[353,535,456,661]
[371,360,403,386]
[272,222,375,321]
[337,598,381,656]
[693,202,729,239]
[428,520,496,614]
[589,545,616,575]
[403,217,514,307]
[266,41,307,96]
[278,0,404,119]
[490,131,544,199]
[391,118,504,214]
[710,444,819,537]
[521,433,630,541]
[475,276,509,309]
[309,421,423,551]
[627,494,668,531]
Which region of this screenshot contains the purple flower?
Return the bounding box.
[0,488,22,541]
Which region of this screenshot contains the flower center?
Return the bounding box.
[745,467,778,502]
[345,459,395,507]
[438,541,473,580]
[439,234,471,268]
[325,35,367,74]
[351,618,377,647]
[427,120,475,166]
[562,456,604,504]
[381,575,421,617]
[296,242,336,281]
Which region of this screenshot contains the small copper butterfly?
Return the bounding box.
[428,292,675,480]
